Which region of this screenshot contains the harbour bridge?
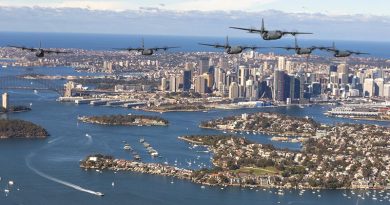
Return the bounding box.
[0,74,65,95]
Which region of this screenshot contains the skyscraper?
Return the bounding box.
[199,57,210,75]
[195,74,208,94]
[363,78,374,97]
[183,69,192,91]
[229,82,239,99]
[278,57,286,71]
[273,70,285,102]
[161,77,167,92]
[238,66,249,87]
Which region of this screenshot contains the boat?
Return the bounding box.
[95,192,104,196]
[112,182,115,187]
[123,144,132,150]
[201,185,205,189]
[8,181,14,186]
[4,189,9,193]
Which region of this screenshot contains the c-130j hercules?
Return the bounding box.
[114,38,179,56]
[230,18,312,40]
[8,41,71,58]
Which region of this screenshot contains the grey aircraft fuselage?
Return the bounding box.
[261,31,284,40]
[226,46,244,54]
[333,50,353,57]
[35,49,45,58]
[141,49,154,55]
[296,48,313,55]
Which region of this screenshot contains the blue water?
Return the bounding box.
[0,32,389,58]
[0,67,389,205]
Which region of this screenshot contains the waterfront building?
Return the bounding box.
[2,92,8,110]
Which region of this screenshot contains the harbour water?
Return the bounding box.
[0,67,389,204]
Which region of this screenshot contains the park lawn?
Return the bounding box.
[233,166,279,176]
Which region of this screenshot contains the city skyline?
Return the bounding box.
[0,1,389,42]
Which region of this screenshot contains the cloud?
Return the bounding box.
[169,0,276,11]
[0,6,388,42]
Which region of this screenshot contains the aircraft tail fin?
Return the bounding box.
[261,18,265,33]
[225,36,230,47]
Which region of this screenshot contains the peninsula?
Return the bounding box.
[0,119,49,139]
[81,114,390,190]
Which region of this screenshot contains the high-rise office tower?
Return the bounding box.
[161,78,167,92]
[273,70,285,101]
[278,57,286,71]
[183,69,192,91]
[363,78,375,97]
[374,78,384,97]
[229,82,239,99]
[199,57,210,75]
[170,75,177,92]
[195,74,208,94]
[238,66,249,87]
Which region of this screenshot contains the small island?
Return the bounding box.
[0,119,49,139]
[78,114,169,126]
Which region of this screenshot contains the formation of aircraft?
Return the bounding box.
[8,41,71,58]
[198,36,265,54]
[5,18,368,58]
[113,39,179,56]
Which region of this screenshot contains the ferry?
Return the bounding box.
[95,192,104,196]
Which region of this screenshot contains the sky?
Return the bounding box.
[0,0,389,15]
[0,0,389,41]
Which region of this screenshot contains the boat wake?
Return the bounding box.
[85,133,93,145]
[25,152,103,196]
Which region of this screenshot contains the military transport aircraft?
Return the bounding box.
[198,36,265,54]
[230,18,312,40]
[320,42,369,57]
[8,42,71,58]
[114,39,179,55]
[272,37,328,55]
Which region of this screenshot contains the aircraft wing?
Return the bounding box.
[8,45,37,52]
[229,27,262,33]
[113,48,142,51]
[272,46,296,50]
[151,46,180,51]
[242,46,265,50]
[44,50,71,54]
[351,51,369,55]
[282,31,313,36]
[198,43,227,49]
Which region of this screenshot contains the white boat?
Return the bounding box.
[8,181,14,186]
[4,189,9,193]
[95,192,104,196]
[112,182,115,187]
[201,185,205,189]
[123,144,132,150]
